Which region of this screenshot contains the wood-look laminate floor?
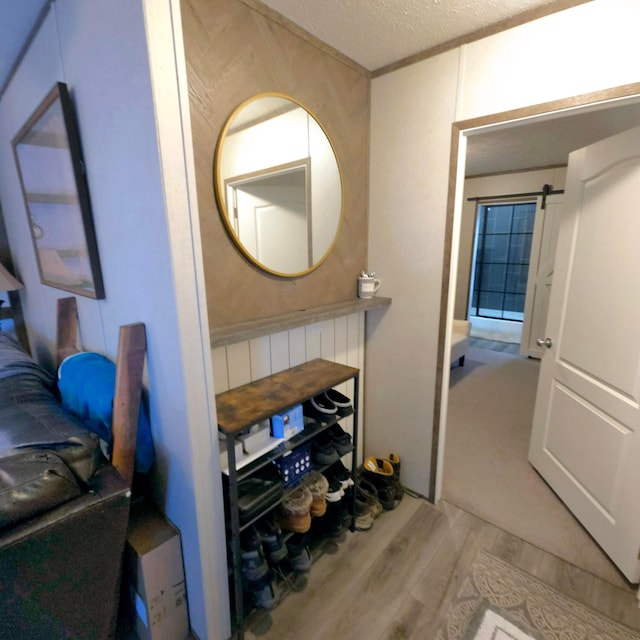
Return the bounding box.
[245,496,640,640]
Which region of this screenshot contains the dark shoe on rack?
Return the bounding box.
[256,517,288,566]
[326,424,352,456]
[311,432,340,466]
[241,527,270,582]
[310,393,337,414]
[286,533,312,572]
[328,460,355,490]
[325,476,345,503]
[320,500,345,537]
[323,388,351,409]
[247,572,278,610]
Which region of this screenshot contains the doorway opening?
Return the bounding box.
[470,201,535,322]
[467,200,535,345]
[433,84,640,588]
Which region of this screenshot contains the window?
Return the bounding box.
[470,201,535,321]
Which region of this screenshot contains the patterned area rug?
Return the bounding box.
[436,550,640,640]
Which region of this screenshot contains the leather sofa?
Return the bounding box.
[0,332,130,639]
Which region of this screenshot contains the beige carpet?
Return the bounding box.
[443,346,627,589]
[435,550,640,640]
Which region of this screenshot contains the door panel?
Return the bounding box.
[561,161,640,394]
[521,194,562,358]
[529,125,640,582]
[545,384,628,512]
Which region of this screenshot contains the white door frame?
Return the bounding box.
[432,84,640,502]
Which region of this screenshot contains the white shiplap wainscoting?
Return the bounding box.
[212,312,365,464]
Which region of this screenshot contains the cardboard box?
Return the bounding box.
[125,500,190,640]
[271,404,304,440]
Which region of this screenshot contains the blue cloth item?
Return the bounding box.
[57,352,154,474]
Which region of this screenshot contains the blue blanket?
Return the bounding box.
[58,352,154,474]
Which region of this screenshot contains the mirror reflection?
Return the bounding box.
[214,94,343,276]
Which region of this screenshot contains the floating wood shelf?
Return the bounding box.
[211,296,391,348]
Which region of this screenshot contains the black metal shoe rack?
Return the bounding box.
[216,358,360,639]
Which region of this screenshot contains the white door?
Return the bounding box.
[529,125,640,582]
[521,194,563,358]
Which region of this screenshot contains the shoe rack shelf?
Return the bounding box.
[225,410,354,484]
[216,358,360,638]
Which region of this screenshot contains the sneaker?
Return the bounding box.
[286,533,312,572]
[310,394,337,415]
[306,471,329,517]
[311,432,340,466]
[329,460,355,489]
[277,486,312,533]
[323,388,351,408]
[325,476,345,503]
[326,424,352,456]
[255,517,288,565]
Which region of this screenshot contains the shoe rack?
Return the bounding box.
[216,358,360,638]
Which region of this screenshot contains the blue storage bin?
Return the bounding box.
[274,442,311,488]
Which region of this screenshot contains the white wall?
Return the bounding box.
[212,312,365,465]
[0,1,224,638]
[367,49,460,494]
[368,0,640,498]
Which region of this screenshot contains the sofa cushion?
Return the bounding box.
[0,373,102,484]
[0,332,102,484]
[0,449,83,531]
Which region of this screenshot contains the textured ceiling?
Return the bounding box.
[5,0,636,176]
[259,0,561,71]
[466,100,640,176]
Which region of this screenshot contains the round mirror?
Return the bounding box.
[214,93,343,277]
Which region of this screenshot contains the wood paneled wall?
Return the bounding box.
[180,0,370,328]
[212,312,365,463]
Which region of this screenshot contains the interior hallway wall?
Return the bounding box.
[0,2,221,636]
[367,0,640,497]
[181,0,370,328]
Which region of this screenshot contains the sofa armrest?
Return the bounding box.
[0,464,130,639]
[451,319,471,336]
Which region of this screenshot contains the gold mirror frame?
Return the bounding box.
[214,93,344,277]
